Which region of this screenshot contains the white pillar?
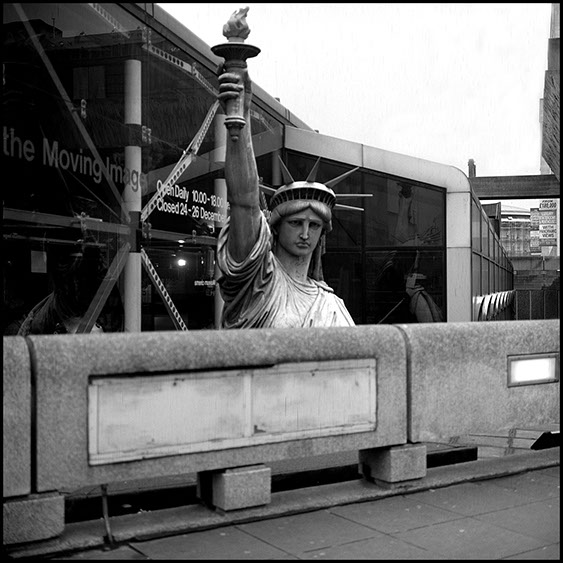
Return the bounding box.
[123,59,142,332]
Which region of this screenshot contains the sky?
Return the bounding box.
[159,3,554,208]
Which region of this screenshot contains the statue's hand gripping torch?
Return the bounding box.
[211,7,260,142]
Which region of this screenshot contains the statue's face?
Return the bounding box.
[276,209,323,258]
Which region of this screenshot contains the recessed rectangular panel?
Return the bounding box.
[88,358,376,465]
[253,359,376,435]
[89,370,249,464]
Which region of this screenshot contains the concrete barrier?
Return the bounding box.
[3,320,559,545]
[3,336,66,544]
[4,324,411,543]
[29,325,406,490]
[400,319,560,443]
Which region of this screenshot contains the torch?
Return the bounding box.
[211,7,260,141]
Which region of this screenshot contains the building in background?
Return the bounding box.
[470,3,559,321]
[479,197,559,260]
[496,200,560,259]
[2,3,515,335]
[534,199,559,257]
[477,196,559,320]
[501,204,532,257]
[540,3,560,181]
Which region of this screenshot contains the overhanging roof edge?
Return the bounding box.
[284,127,471,194]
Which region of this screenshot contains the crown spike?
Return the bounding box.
[325,166,360,189]
[305,157,322,182]
[277,156,295,185]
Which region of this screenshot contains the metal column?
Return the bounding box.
[123,59,143,331]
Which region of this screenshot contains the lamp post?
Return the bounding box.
[211,7,260,142]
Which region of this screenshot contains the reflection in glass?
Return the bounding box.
[366,250,444,324]
[365,176,444,248]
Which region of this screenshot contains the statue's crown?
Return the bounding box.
[270,157,358,211]
[270,181,336,210]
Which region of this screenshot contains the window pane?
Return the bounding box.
[472,254,481,296]
[481,213,489,257]
[365,176,444,248]
[322,252,362,323]
[472,201,481,251]
[365,250,444,324]
[481,258,489,295]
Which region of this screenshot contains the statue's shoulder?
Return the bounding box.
[311,279,335,294]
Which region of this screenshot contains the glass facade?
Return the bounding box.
[2,3,269,334]
[471,196,515,321]
[2,3,506,334]
[280,153,446,324]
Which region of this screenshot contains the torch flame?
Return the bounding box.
[223,6,251,42]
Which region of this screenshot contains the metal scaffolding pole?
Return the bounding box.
[123,58,143,332]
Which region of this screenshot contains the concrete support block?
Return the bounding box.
[3,492,65,544]
[198,465,271,511]
[3,336,32,497]
[359,443,427,484]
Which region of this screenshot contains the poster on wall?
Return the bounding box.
[538,199,558,256]
[530,230,541,255]
[529,208,541,255]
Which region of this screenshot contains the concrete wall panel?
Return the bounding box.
[403,320,560,443]
[30,325,406,491]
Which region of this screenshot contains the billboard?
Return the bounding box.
[538,199,558,255]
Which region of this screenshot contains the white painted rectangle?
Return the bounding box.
[253,360,376,434]
[508,353,559,386]
[88,359,376,465]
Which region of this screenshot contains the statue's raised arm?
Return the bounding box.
[212,7,262,262]
[213,8,358,329]
[216,68,261,261]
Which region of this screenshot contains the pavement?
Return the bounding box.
[5,443,559,560]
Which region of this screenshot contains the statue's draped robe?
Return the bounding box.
[217,214,355,329]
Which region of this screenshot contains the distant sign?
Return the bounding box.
[530,208,540,229]
[539,199,557,211]
[539,210,557,224]
[530,230,541,255]
[540,224,557,245]
[538,200,558,248]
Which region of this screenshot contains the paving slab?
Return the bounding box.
[237,510,376,555]
[330,494,465,534]
[474,498,560,544]
[392,516,546,560]
[300,534,448,560]
[504,543,560,560]
[483,469,561,501]
[133,527,294,560]
[407,480,536,515]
